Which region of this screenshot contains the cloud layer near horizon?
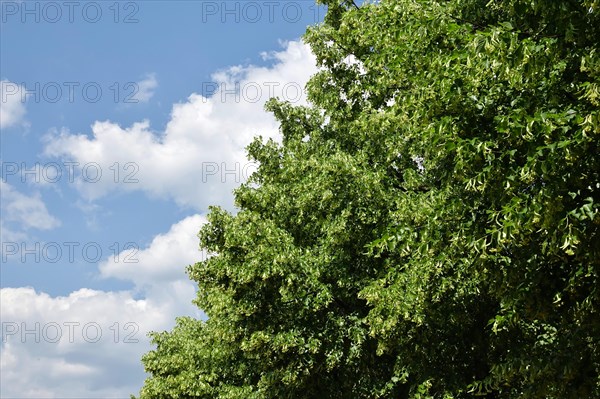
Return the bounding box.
[1,214,206,398]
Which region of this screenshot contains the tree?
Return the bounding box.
[135,0,599,397]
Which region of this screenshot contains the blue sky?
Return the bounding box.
[1,1,322,397]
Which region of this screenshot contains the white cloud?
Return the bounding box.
[43,40,317,210]
[100,214,207,287]
[0,286,197,398]
[0,181,61,231]
[2,39,318,398]
[1,214,206,398]
[0,80,27,129]
[133,73,158,103]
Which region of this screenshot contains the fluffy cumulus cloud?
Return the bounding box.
[100,214,207,289]
[0,80,27,129]
[42,40,317,210]
[0,214,206,398]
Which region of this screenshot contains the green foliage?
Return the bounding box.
[136,1,599,397]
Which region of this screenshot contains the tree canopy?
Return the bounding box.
[135,0,599,397]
